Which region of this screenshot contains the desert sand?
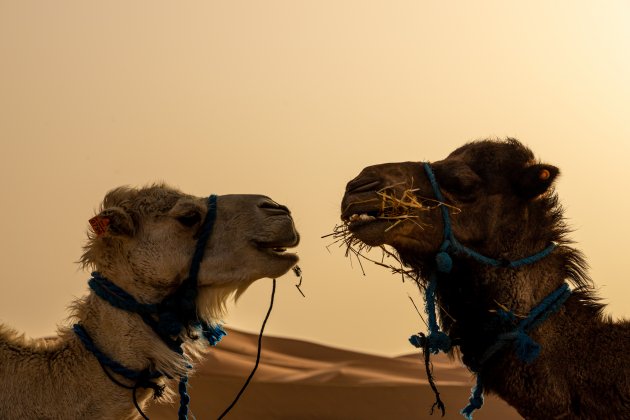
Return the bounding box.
[148,329,520,419]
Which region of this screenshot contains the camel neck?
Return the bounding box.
[77,292,182,376]
[413,245,575,419]
[438,256,570,364]
[432,253,626,419]
[475,291,628,419]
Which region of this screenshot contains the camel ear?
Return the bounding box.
[515,164,559,199]
[89,207,135,237]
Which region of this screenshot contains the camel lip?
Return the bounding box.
[256,245,300,265]
[253,237,300,251]
[261,247,299,259]
[340,197,390,238]
[347,217,388,234]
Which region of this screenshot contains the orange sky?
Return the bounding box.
[1,1,629,356]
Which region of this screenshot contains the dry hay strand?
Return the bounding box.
[322,221,416,282]
[322,223,457,326]
[324,182,461,322]
[325,180,463,278]
[375,182,460,232]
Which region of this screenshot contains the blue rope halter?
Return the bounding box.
[74,194,226,420]
[408,163,570,419]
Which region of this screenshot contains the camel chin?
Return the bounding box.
[345,219,390,247]
[255,246,299,273]
[197,245,299,289]
[194,242,298,322]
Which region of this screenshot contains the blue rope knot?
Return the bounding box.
[409,333,424,348]
[429,330,452,353]
[436,251,453,273]
[513,329,541,364]
[201,322,226,346]
[494,309,542,364]
[409,330,452,354]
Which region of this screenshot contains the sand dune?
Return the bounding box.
[148,329,520,419]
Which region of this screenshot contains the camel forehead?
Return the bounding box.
[447,139,535,173]
[102,184,196,215]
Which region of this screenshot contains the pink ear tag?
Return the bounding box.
[89,216,110,236]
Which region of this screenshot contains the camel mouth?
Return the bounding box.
[341,186,434,241]
[259,245,294,256]
[341,203,391,239]
[254,239,300,261]
[344,211,384,230]
[258,247,299,265]
[341,195,384,228]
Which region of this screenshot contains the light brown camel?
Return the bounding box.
[0,184,299,419]
[339,139,630,419]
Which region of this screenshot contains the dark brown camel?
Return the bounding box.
[340,139,630,419]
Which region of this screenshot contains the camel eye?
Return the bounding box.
[431,162,482,203]
[438,172,480,200]
[176,212,201,228]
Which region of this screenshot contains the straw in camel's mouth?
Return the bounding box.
[342,184,442,234]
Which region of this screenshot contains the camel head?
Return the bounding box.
[341,139,562,281]
[81,185,299,315]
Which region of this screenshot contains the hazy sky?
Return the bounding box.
[1,1,629,356]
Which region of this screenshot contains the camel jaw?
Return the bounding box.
[254,236,300,265]
[340,171,401,238]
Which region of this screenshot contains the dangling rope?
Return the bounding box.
[217,278,276,419]
[409,271,452,416]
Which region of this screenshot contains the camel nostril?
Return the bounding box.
[346,178,381,194]
[259,200,291,215]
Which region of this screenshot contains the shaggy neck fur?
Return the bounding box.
[0,284,236,419]
[403,193,630,419]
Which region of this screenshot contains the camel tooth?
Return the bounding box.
[348,213,376,223]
